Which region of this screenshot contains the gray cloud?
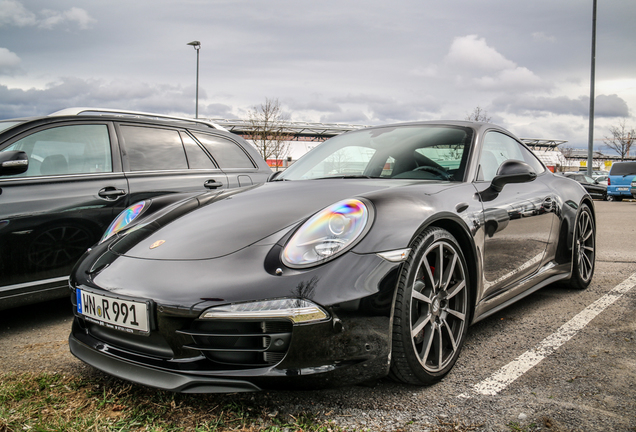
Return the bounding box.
[0,0,634,158]
[492,94,629,118]
[0,0,94,30]
[0,77,212,119]
[0,0,36,27]
[0,47,20,75]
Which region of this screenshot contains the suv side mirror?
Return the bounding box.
[490,160,537,193]
[0,151,29,176]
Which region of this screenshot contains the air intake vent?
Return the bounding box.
[177,319,293,368]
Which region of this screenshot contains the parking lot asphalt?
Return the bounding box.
[1,199,634,431]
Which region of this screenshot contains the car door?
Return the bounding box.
[116,124,229,203]
[475,131,557,303]
[0,122,128,308]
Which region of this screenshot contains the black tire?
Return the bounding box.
[390,227,470,385]
[567,204,595,289]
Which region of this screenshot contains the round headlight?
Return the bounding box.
[282,198,372,268]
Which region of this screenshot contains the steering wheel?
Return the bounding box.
[413,165,453,180]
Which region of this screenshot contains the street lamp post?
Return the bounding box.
[187,40,201,119]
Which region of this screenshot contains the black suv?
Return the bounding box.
[0,108,272,310]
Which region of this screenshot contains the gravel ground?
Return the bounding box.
[1,200,635,431]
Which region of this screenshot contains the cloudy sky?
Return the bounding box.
[1,0,634,150]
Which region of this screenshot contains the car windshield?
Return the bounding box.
[278,125,473,182]
[0,121,24,134]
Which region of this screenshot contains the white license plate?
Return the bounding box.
[76,289,150,334]
[618,187,629,191]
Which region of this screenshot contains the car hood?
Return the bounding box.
[113,179,445,260]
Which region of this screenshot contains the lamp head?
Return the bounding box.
[187,40,201,50]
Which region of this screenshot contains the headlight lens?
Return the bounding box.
[282,198,372,268]
[100,201,146,243]
[200,298,329,324]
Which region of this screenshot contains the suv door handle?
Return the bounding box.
[98,187,127,200]
[204,180,223,189]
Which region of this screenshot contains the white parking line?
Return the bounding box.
[465,273,636,397]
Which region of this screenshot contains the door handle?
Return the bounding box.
[204,180,223,189]
[98,187,127,200]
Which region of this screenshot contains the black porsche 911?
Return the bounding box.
[69,121,596,393]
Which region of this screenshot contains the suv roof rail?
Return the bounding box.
[49,107,227,131]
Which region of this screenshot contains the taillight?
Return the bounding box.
[607,177,611,186]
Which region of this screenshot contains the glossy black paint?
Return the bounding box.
[68,121,594,392]
[0,112,271,310]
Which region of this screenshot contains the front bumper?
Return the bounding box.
[69,333,261,393]
[69,306,392,392]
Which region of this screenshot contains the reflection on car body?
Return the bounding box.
[559,172,607,201]
[0,108,271,310]
[68,121,595,393]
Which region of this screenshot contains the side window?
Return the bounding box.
[181,132,216,169]
[120,126,188,171]
[478,132,544,182]
[191,133,255,169]
[2,124,112,177]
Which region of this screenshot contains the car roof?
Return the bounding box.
[0,107,226,132]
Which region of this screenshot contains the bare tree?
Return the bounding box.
[247,98,290,170]
[465,106,492,123]
[558,145,578,171]
[604,119,635,160]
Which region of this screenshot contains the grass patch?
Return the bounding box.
[0,372,487,431]
[0,372,339,431]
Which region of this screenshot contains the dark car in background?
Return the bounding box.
[0,108,271,310]
[607,161,636,201]
[68,121,595,393]
[560,172,607,200]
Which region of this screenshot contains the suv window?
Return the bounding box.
[121,125,188,171]
[181,132,216,169]
[2,124,112,177]
[609,162,636,176]
[192,133,255,169]
[478,132,545,182]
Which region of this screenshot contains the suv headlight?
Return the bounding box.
[282,198,373,268]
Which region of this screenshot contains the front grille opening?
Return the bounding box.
[177,319,293,368]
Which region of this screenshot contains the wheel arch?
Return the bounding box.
[427,218,479,324]
[554,196,596,267]
[397,214,479,325]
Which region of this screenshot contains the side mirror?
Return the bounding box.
[0,151,29,176]
[490,160,536,193]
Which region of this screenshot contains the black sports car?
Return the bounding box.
[69,121,596,393]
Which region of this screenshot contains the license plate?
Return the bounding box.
[76,289,150,334]
[618,187,629,191]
